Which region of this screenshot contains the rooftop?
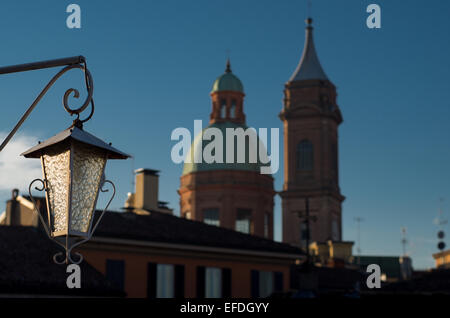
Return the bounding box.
[0,225,124,296]
[93,209,303,256]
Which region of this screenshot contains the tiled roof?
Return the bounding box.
[0,226,123,296]
[94,210,304,256]
[15,196,303,256]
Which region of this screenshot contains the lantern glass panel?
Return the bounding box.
[70,141,106,234]
[42,144,71,234]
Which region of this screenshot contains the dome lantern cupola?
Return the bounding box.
[211,59,244,93]
[209,59,245,124]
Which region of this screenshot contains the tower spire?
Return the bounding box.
[225,58,232,73]
[289,17,328,82]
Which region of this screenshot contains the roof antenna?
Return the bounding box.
[354,217,364,265]
[401,227,408,256]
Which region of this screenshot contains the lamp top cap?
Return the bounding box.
[21,126,129,159]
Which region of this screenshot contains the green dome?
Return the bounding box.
[182,122,268,175]
[211,60,244,93]
[211,73,244,93]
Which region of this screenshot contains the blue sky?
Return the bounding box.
[0,0,449,269]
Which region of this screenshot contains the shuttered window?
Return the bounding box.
[147,263,185,298]
[106,259,125,291]
[197,266,231,298]
[251,270,284,298]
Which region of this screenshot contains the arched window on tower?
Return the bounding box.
[230,99,236,118]
[297,140,314,171]
[220,99,227,118]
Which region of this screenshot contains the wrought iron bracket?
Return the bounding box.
[0,56,94,153]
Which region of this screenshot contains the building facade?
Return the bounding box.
[179,61,275,239]
[2,170,303,298]
[280,18,345,248]
[433,249,450,269]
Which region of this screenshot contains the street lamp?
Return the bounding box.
[0,56,129,264]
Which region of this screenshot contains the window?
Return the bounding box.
[230,99,237,118]
[236,209,252,234]
[106,259,125,291]
[196,267,231,298]
[264,213,270,238]
[297,140,313,171]
[220,99,227,118]
[203,208,220,226]
[259,271,274,298]
[205,267,222,298]
[156,264,174,298]
[148,263,185,298]
[251,270,283,298]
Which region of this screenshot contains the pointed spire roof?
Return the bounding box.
[225,58,232,73]
[289,18,328,82]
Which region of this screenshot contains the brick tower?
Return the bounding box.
[280,18,344,249]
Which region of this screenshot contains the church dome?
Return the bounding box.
[211,60,244,94]
[182,121,268,175]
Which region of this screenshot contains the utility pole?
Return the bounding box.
[294,197,317,268]
[305,197,311,263]
[354,217,364,265]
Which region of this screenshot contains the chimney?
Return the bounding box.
[134,168,159,211]
[5,189,20,225]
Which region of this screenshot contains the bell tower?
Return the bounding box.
[280,18,344,248]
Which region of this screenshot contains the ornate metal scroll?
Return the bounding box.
[0,57,94,153]
[28,178,115,265]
